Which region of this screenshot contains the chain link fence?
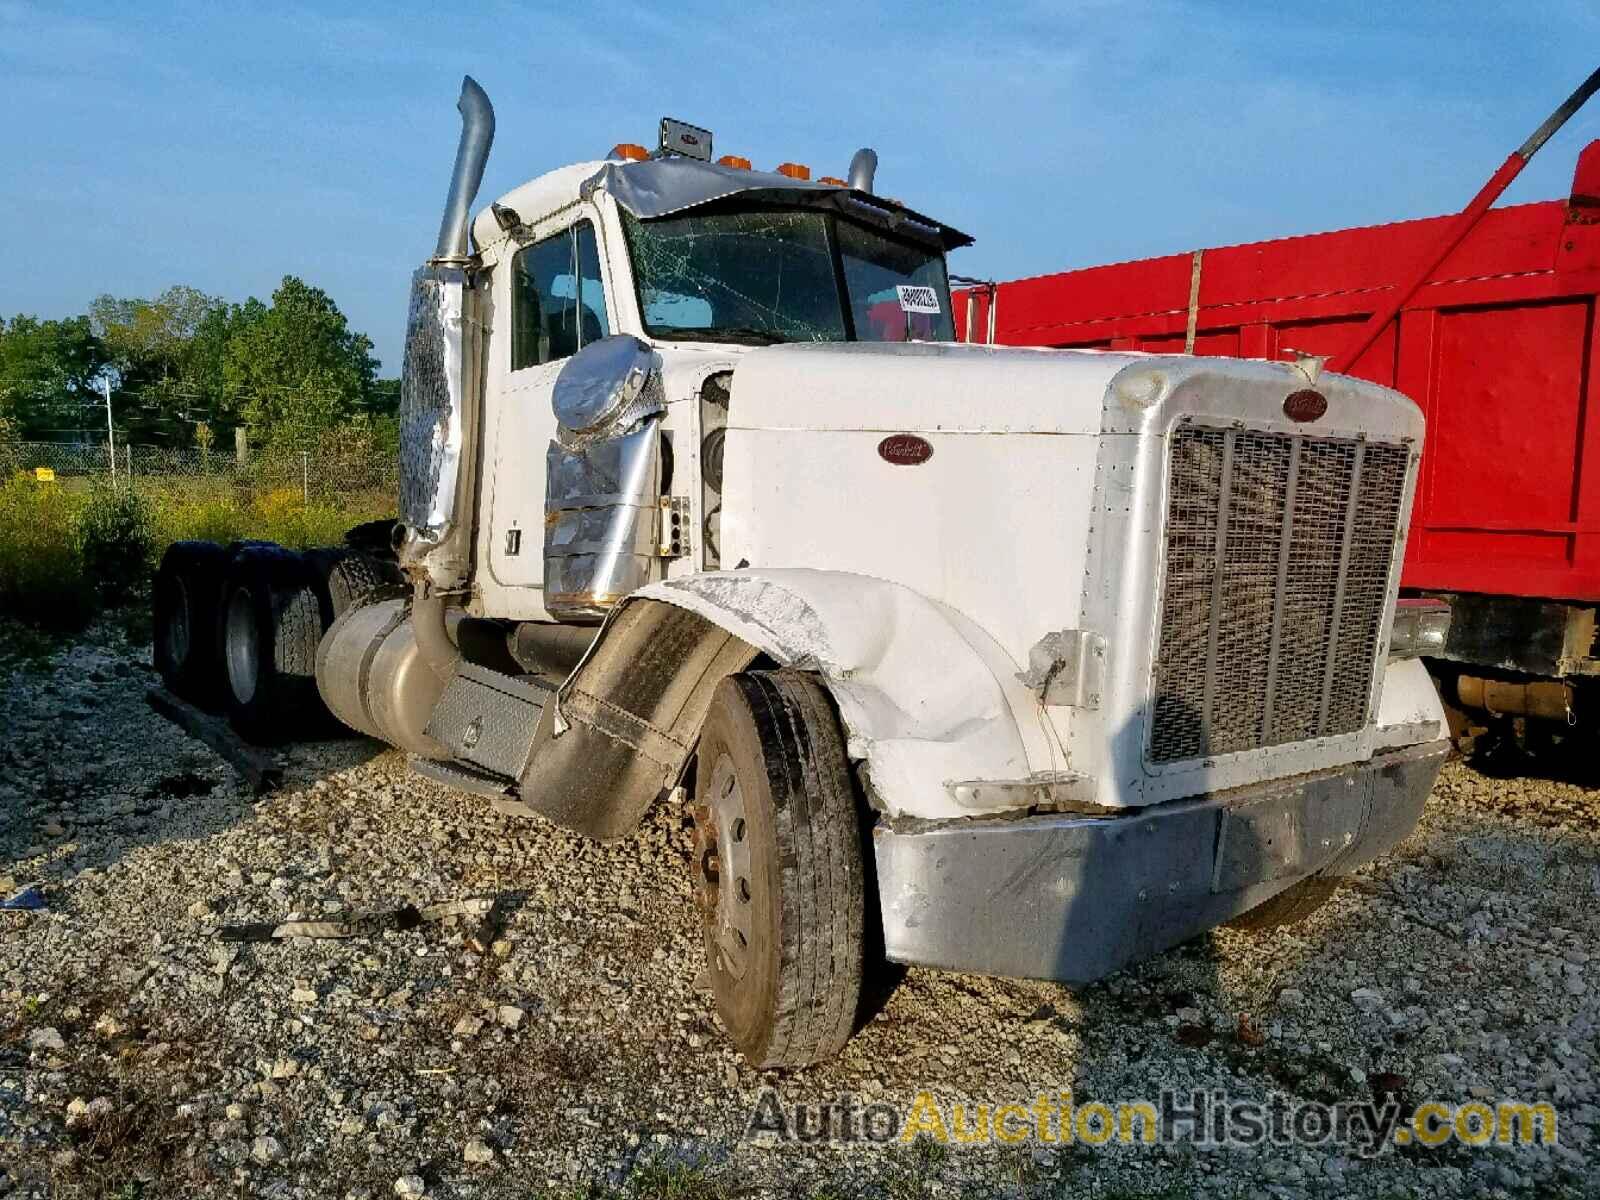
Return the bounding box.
[0,439,399,510]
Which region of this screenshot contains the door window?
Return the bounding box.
[510,221,610,370]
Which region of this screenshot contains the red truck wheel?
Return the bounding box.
[691,672,866,1068]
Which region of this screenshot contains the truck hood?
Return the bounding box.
[726,341,1136,435]
[723,340,1422,440]
[718,335,1422,670]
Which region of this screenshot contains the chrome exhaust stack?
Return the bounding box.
[432,76,496,264]
[848,147,878,193]
[396,77,495,595]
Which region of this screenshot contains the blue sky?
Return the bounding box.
[3,1,1597,374]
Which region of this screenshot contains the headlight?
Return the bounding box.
[1389,597,1451,660]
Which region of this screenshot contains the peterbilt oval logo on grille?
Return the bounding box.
[878,434,933,465]
[1283,389,1329,422]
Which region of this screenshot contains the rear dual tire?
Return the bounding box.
[153,541,232,708]
[219,546,325,744]
[154,540,395,743]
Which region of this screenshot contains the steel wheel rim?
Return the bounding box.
[164,577,191,667]
[224,588,259,706]
[695,752,754,980]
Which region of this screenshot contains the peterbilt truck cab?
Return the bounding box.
[152,79,1450,1068]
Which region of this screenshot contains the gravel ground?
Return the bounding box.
[1,616,1597,1199]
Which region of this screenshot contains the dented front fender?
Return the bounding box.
[515,569,1045,838]
[639,570,1039,820]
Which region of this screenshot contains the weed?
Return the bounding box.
[882,1139,949,1200]
[0,468,388,629]
[48,1082,193,1198]
[0,617,60,672]
[0,472,95,629]
[79,484,155,602]
[627,1159,730,1199]
[148,483,362,550]
[534,1159,730,1200]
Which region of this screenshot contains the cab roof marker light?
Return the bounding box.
[818,175,847,186]
[610,143,649,161]
[775,162,811,180]
[717,154,753,170]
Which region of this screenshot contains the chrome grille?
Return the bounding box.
[1148,423,1410,764]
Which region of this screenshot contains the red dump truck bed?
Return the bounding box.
[958,142,1600,605]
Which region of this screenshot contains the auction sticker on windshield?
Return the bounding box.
[896,284,941,314]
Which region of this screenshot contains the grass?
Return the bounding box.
[0,470,389,632]
[0,470,101,628]
[627,1160,731,1200]
[148,478,380,550]
[535,1159,731,1200]
[883,1141,949,1200]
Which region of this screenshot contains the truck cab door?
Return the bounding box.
[483,219,614,597]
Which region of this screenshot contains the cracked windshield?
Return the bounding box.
[622,208,954,345]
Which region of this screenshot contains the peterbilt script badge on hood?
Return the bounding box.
[878,433,934,465]
[1283,389,1329,422]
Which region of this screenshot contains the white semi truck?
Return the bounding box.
[152,78,1450,1067]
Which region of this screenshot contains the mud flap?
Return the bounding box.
[516,600,758,839]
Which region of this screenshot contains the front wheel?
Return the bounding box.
[691,672,866,1069]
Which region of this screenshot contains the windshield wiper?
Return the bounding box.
[649,325,789,346]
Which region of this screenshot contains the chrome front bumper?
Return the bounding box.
[871,739,1448,984]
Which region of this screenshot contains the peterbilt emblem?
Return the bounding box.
[878,434,933,465]
[1283,389,1328,422]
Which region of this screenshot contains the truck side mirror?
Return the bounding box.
[544,336,667,622]
[551,335,659,441]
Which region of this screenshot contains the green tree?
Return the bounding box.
[90,285,239,441]
[0,315,111,438]
[222,276,378,447]
[365,376,401,420]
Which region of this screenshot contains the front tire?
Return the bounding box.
[692,672,865,1068]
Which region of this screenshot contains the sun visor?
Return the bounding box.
[580,157,973,251]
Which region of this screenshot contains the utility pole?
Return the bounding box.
[101,376,116,489]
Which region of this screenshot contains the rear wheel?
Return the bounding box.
[691,671,865,1068]
[152,541,231,709]
[218,546,325,743]
[303,546,400,622]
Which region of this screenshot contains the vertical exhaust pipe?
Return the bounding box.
[848,147,877,193]
[432,76,496,263]
[404,75,494,670]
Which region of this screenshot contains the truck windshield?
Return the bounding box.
[622,208,954,345]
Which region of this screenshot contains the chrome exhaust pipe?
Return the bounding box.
[848,147,878,194]
[431,76,496,263]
